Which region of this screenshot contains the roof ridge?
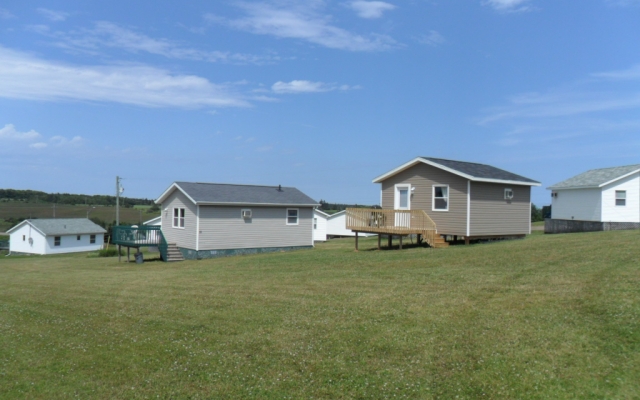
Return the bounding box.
[582,163,640,173]
[421,156,489,167]
[177,181,292,189]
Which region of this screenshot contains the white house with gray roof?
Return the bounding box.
[373,157,540,243]
[548,164,640,224]
[7,218,106,255]
[155,182,319,259]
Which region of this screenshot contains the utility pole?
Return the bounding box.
[52,203,56,218]
[116,176,124,226]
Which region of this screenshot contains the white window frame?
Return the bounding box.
[173,207,185,229]
[286,208,299,225]
[394,184,411,210]
[313,217,318,229]
[504,188,514,200]
[54,236,61,246]
[241,209,252,219]
[90,235,96,244]
[615,190,626,206]
[432,185,450,212]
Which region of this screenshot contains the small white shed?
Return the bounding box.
[326,210,375,238]
[7,218,106,255]
[313,209,329,241]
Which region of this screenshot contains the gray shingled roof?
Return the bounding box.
[548,164,640,189]
[174,182,318,206]
[422,157,540,184]
[27,218,106,235]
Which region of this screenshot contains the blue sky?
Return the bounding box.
[1,0,639,206]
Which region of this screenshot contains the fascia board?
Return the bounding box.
[155,183,197,205]
[327,210,346,219]
[373,157,539,186]
[314,209,331,218]
[7,220,47,237]
[372,157,425,183]
[472,178,541,186]
[546,185,599,190]
[598,169,640,188]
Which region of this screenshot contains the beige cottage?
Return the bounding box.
[361,157,540,245]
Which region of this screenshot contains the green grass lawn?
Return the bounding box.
[1,231,639,398]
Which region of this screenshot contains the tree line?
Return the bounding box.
[0,189,155,207]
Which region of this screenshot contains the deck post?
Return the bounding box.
[127,246,130,262]
[355,231,359,251]
[399,235,403,250]
[465,237,470,245]
[118,245,121,262]
[377,234,381,250]
[388,235,392,248]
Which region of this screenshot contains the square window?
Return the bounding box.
[90,235,96,244]
[173,208,185,228]
[616,190,626,206]
[241,209,252,218]
[287,209,299,225]
[313,217,317,229]
[54,236,61,246]
[433,186,449,211]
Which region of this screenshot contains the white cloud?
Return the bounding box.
[37,8,69,22]
[348,1,396,19]
[591,64,640,80]
[418,30,445,47]
[482,0,533,13]
[272,80,334,94]
[29,142,48,149]
[207,2,396,52]
[0,124,41,140]
[271,80,357,94]
[0,8,15,19]
[33,21,276,65]
[0,46,249,108]
[50,135,83,146]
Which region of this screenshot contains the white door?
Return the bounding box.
[394,184,411,228]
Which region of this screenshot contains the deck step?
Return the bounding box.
[426,235,449,248]
[165,243,185,262]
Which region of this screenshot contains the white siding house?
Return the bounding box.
[326,210,375,238]
[549,164,640,223]
[313,209,329,241]
[7,218,106,255]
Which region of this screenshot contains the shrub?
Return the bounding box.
[98,248,124,257]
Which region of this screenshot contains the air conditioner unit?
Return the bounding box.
[242,209,252,218]
[504,188,514,200]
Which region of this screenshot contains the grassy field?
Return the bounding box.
[1,231,639,398]
[0,203,159,232]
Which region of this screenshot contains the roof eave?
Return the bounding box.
[155,183,197,205]
[598,169,640,188]
[472,178,541,186]
[547,185,599,190]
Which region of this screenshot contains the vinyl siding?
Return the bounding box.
[551,188,602,221]
[198,206,313,250]
[469,183,531,236]
[160,189,198,249]
[380,163,468,236]
[313,210,328,241]
[601,172,640,223]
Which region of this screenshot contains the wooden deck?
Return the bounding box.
[345,208,448,249]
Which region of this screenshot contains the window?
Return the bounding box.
[173,208,185,228]
[90,235,96,244]
[54,236,61,246]
[314,218,318,229]
[23,235,25,241]
[77,235,81,241]
[433,185,449,211]
[504,188,514,200]
[616,190,626,206]
[287,208,299,225]
[241,209,252,218]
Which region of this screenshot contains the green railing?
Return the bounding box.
[112,225,168,261]
[0,240,9,250]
